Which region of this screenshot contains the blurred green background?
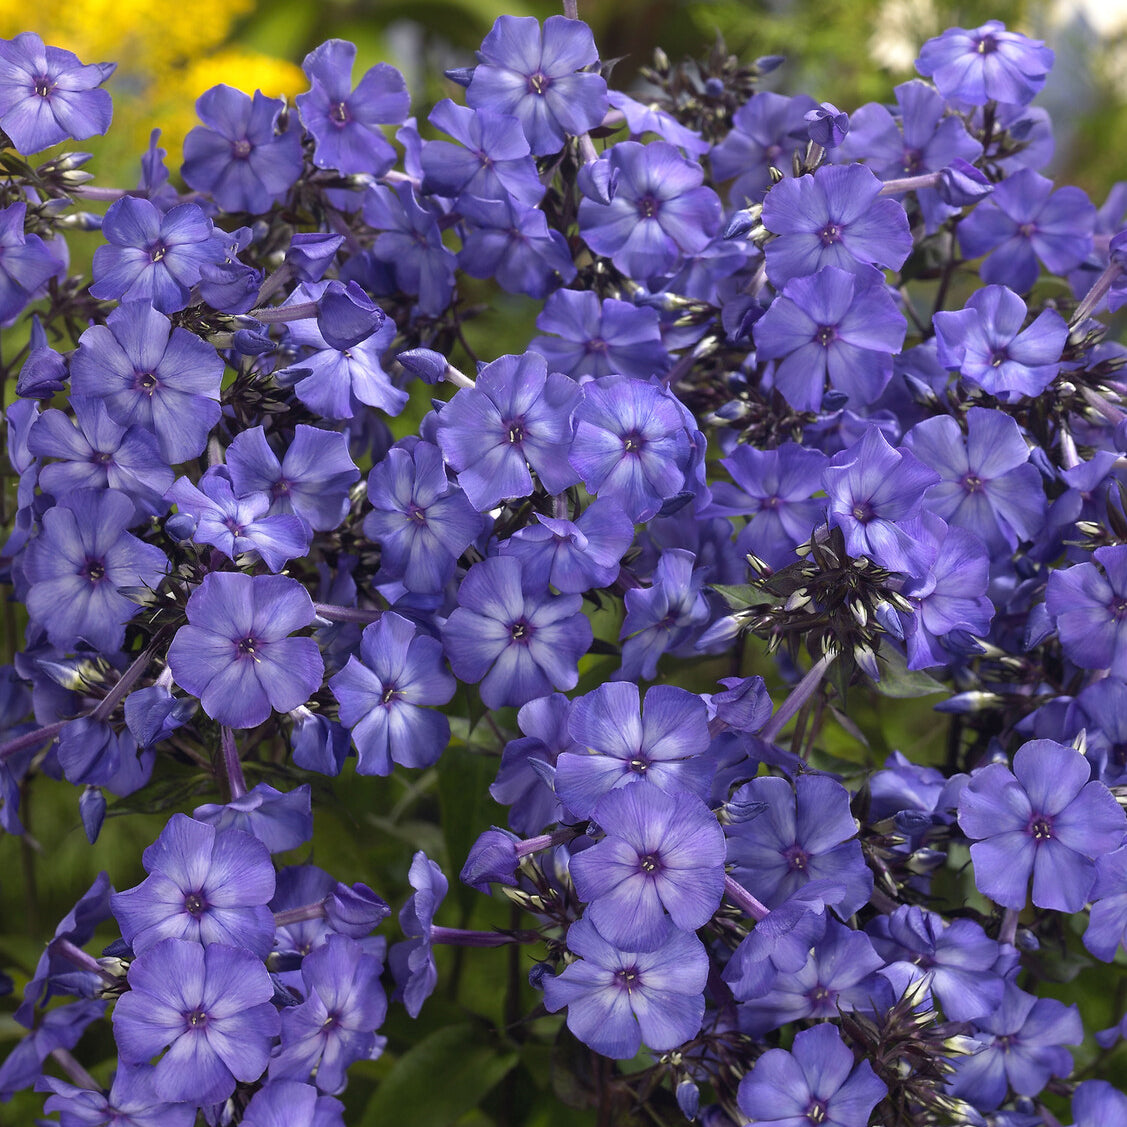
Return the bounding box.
[4,1,1127,1123]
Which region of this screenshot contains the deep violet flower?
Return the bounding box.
[192,782,313,855]
[110,812,276,955]
[112,938,280,1105]
[760,163,912,288]
[90,197,226,314]
[541,916,708,1059]
[241,1081,345,1127]
[182,85,303,213]
[296,39,409,176]
[41,1064,195,1127]
[932,285,1067,402]
[166,572,324,729]
[330,612,455,775]
[737,1022,886,1127]
[578,141,721,280]
[466,15,608,156]
[957,738,1126,911]
[23,488,168,653]
[0,32,113,152]
[443,555,592,710]
[1045,545,1127,677]
[569,785,725,950]
[0,201,65,324]
[753,266,906,411]
[69,301,224,465]
[434,351,581,510]
[388,851,447,1018]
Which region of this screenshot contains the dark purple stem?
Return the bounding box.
[49,1047,102,1092]
[50,938,123,989]
[429,926,540,947]
[313,602,383,624]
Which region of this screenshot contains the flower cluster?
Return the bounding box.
[2,11,1127,1127]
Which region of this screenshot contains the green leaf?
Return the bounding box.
[710,584,772,611]
[438,745,503,917]
[358,1023,518,1127]
[870,646,946,699]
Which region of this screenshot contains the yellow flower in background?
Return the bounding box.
[0,0,304,179]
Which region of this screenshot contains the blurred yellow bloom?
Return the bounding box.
[0,2,303,177]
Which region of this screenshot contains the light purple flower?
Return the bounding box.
[570,786,725,950]
[466,15,608,156]
[957,738,1126,911]
[541,916,708,1059]
[166,572,324,729]
[112,938,280,1105]
[110,812,276,955]
[0,32,113,152]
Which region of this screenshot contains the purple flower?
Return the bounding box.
[868,905,1005,1021]
[435,352,581,510]
[24,488,168,653]
[330,612,455,775]
[165,468,310,572]
[41,1064,196,1127]
[1067,1081,1127,1127]
[276,281,404,421]
[420,98,543,206]
[823,426,940,578]
[1085,845,1127,961]
[112,937,280,1105]
[902,407,1045,553]
[242,1081,345,1127]
[737,1023,886,1127]
[466,15,608,156]
[738,918,886,1036]
[899,514,994,669]
[530,289,670,382]
[754,266,906,412]
[90,197,226,314]
[192,782,313,855]
[0,202,65,324]
[270,934,386,1093]
[703,442,827,570]
[606,89,709,157]
[499,496,633,594]
[0,32,113,152]
[361,182,455,318]
[957,170,1095,294]
[619,548,710,681]
[69,301,224,464]
[362,440,483,593]
[568,375,698,522]
[947,983,1081,1111]
[0,1000,106,1100]
[1045,545,1127,677]
[225,424,360,533]
[389,851,447,1018]
[29,396,174,521]
[726,774,873,918]
[838,80,982,234]
[957,738,1126,911]
[556,681,712,819]
[296,39,408,176]
[182,85,303,213]
[761,163,912,288]
[541,916,708,1059]
[110,812,276,955]
[490,693,577,835]
[457,194,577,298]
[166,572,325,729]
[916,21,1054,106]
[710,91,817,204]
[443,555,592,710]
[570,786,725,949]
[578,141,721,280]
